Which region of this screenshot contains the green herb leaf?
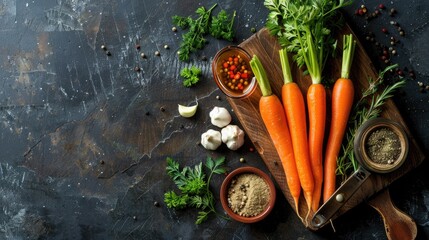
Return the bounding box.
[181,66,202,87]
[164,191,189,209]
[164,156,228,224]
[172,4,236,61]
[210,10,236,41]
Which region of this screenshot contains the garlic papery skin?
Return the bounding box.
[209,107,232,128]
[221,125,245,150]
[201,129,222,150]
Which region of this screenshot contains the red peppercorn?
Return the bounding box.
[381,28,388,34]
[378,4,385,9]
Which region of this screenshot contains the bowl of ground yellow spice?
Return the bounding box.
[220,166,276,223]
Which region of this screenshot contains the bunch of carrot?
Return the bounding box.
[250,34,357,221]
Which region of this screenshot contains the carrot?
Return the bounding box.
[307,83,326,212]
[323,34,357,202]
[279,49,314,217]
[249,55,301,215]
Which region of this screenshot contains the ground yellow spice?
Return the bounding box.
[227,173,270,217]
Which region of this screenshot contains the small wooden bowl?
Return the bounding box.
[220,167,276,223]
[212,45,257,99]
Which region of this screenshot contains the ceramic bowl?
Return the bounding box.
[220,166,276,223]
[212,46,257,99]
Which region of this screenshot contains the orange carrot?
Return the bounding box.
[307,83,326,212]
[250,55,301,214]
[323,34,357,202]
[279,49,314,216]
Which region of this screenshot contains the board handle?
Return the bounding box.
[368,188,417,240]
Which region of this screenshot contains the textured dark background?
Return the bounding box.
[0,0,428,239]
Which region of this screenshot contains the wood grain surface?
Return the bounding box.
[227,27,426,230]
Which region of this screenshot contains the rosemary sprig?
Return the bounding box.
[336,64,406,180]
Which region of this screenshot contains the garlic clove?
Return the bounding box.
[178,102,198,118]
[221,125,245,150]
[209,106,232,128]
[201,129,222,150]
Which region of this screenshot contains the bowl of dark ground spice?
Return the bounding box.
[220,166,276,223]
[354,117,409,173]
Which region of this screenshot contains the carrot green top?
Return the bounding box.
[341,34,357,79]
[279,48,293,84]
[265,0,352,84]
[249,55,272,97]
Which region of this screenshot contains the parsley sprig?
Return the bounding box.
[172,4,236,61]
[210,10,236,41]
[164,156,228,224]
[180,66,202,87]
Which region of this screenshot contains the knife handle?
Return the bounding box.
[311,167,371,228]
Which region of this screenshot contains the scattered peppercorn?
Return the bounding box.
[136,44,141,50]
[140,52,146,59]
[100,160,105,165]
[134,66,141,72]
[155,51,160,56]
[160,106,165,112]
[164,44,169,49]
[172,26,177,32]
[101,44,107,50]
[201,56,208,61]
[381,28,388,34]
[251,27,256,33]
[216,95,221,100]
[154,201,160,207]
[145,111,150,116]
[249,147,254,152]
[106,51,111,56]
[378,4,385,9]
[239,157,245,163]
[133,216,137,220]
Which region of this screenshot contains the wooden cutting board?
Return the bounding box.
[227,27,425,230]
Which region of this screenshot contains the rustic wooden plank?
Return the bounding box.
[227,27,426,229]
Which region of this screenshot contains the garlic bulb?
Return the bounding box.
[221,125,245,150]
[201,129,222,150]
[209,106,232,128]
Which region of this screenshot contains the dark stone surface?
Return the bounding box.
[0,0,427,239]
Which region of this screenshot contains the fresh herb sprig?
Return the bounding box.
[210,10,236,41]
[264,0,351,84]
[336,64,407,180]
[164,156,227,224]
[172,4,236,61]
[173,4,217,62]
[180,66,202,87]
